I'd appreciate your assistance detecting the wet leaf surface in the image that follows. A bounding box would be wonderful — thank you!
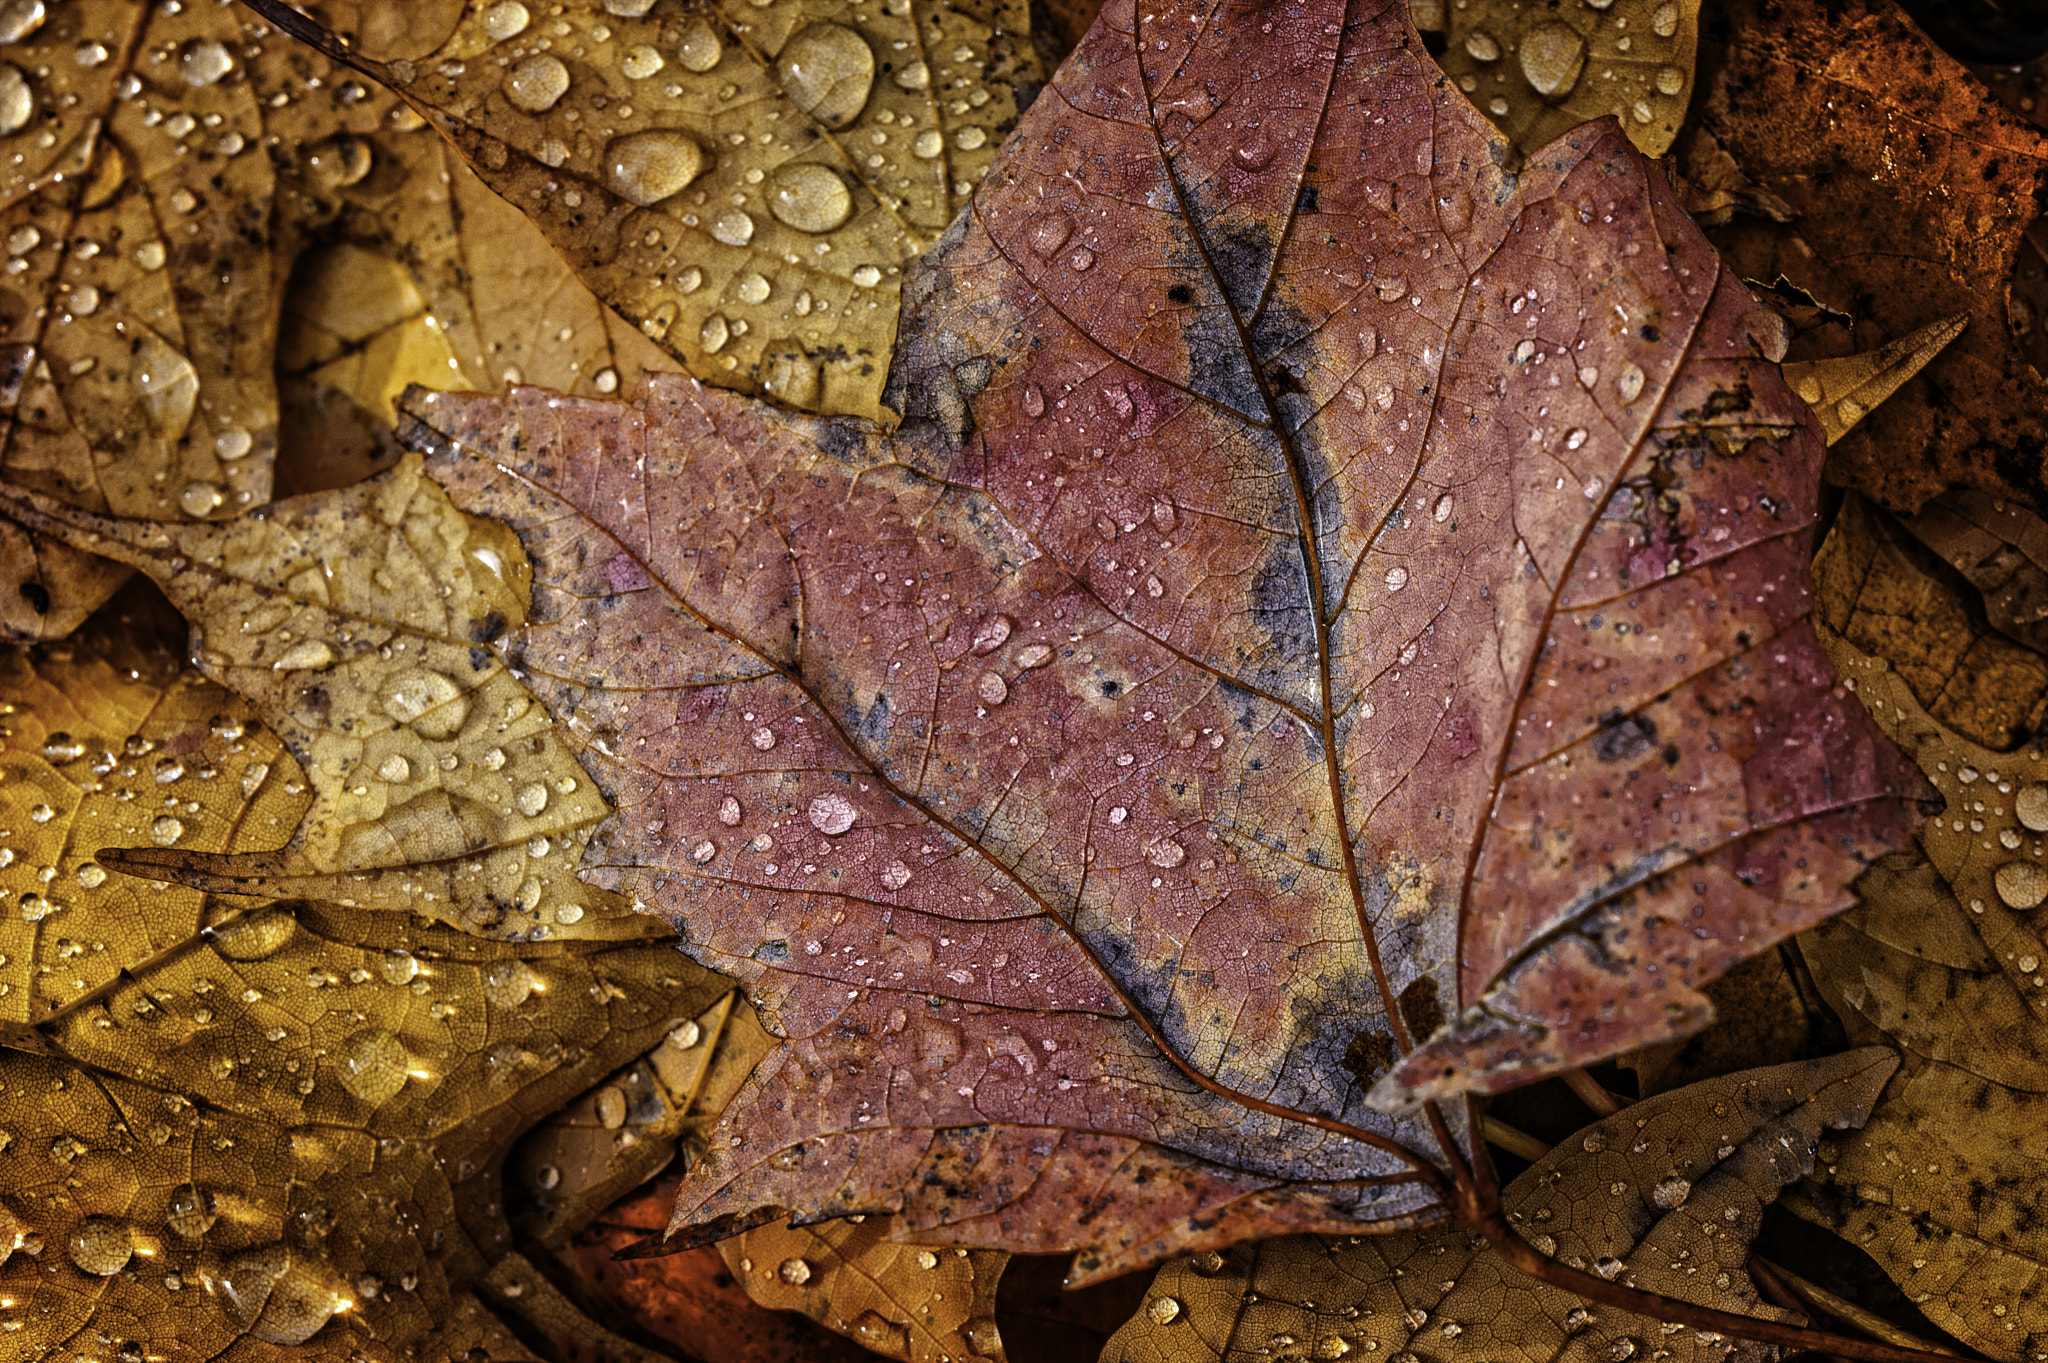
[250,0,1055,423]
[1695,0,2048,512]
[1424,0,1702,158]
[279,0,1933,1281]
[1101,1050,1898,1363]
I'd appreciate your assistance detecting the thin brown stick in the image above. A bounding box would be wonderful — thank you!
[1757,1256,1960,1356]
[1480,1115,1555,1163]
[1560,1067,1629,1117]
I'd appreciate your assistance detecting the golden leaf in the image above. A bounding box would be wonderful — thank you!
[0,452,656,939]
[250,0,1054,422]
[1420,0,1700,158]
[1101,1050,1898,1362]
[1782,313,1970,447]
[721,1219,1006,1363]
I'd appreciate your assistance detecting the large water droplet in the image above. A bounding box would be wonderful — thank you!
[881,859,913,889]
[606,130,705,206]
[778,24,875,129]
[778,1256,813,1285]
[622,44,664,79]
[1147,1295,1182,1325]
[211,908,296,961]
[1654,65,1685,96]
[1519,21,1586,98]
[1616,362,1646,404]
[132,328,199,440]
[735,272,772,304]
[809,791,857,835]
[1652,2,1679,37]
[768,163,852,232]
[710,208,755,246]
[303,134,373,190]
[677,18,723,71]
[381,949,418,986]
[150,815,185,847]
[484,959,540,1007]
[0,1,45,45]
[1998,860,2048,909]
[335,1028,410,1104]
[0,63,29,135]
[504,54,571,112]
[1464,30,1501,61]
[595,1085,628,1129]
[272,639,335,671]
[383,670,467,738]
[1651,1173,1691,1209]
[516,783,550,817]
[482,1,530,41]
[180,38,234,87]
[701,313,731,353]
[181,483,224,516]
[1146,839,1186,868]
[2018,783,2048,831]
[68,1217,133,1276]
[217,1245,351,1346]
[166,1183,218,1239]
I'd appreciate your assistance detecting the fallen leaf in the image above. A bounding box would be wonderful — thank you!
[339,0,1927,1278]
[1695,0,2048,511]
[1616,946,1837,1101]
[1101,1050,1899,1363]
[1781,314,1971,448]
[246,0,1055,422]
[0,602,739,1359]
[719,1220,1005,1363]
[1893,488,2048,659]
[1427,0,1702,158]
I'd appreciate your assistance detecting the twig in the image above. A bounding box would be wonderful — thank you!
[1560,1067,1629,1117]
[1756,1256,1960,1356]
[1480,1114,1555,1163]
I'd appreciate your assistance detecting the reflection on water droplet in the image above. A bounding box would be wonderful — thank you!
[677,17,722,71]
[621,43,664,79]
[516,783,549,817]
[504,54,571,112]
[736,271,772,304]
[1655,65,1685,96]
[595,1085,628,1129]
[167,1183,217,1239]
[151,815,185,846]
[0,1,45,45]
[1651,1174,1691,1208]
[850,1313,910,1358]
[1147,839,1186,868]
[181,482,224,517]
[851,264,881,288]
[809,792,857,835]
[711,208,755,246]
[1581,1131,1607,1152]
[335,1028,409,1104]
[1026,214,1071,257]
[1652,2,1679,37]
[1616,362,1646,403]
[778,23,875,129]
[1068,248,1095,271]
[381,950,418,986]
[0,63,29,136]
[303,134,373,190]
[273,639,335,671]
[484,959,540,1007]
[217,1245,351,1346]
[383,670,467,738]
[752,726,777,750]
[1519,21,1586,98]
[956,126,987,151]
[132,328,199,441]
[68,1217,133,1276]
[180,38,234,87]
[75,863,106,889]
[606,130,705,206]
[768,162,852,232]
[1147,1295,1182,1325]
[211,908,296,961]
[701,313,730,354]
[880,859,912,889]
[977,670,1008,705]
[41,731,83,762]
[1464,30,1501,61]
[483,1,530,40]
[1997,860,2048,909]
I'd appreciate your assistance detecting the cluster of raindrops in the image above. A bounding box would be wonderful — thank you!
[405,0,1037,408]
[1431,0,1692,153]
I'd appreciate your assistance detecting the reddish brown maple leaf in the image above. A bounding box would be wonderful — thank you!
[5,0,1921,1291]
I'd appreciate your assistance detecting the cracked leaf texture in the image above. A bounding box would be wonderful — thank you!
[365,0,1921,1276]
[1102,1050,1897,1363]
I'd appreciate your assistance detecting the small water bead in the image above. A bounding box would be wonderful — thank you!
[768,163,853,232]
[735,272,772,305]
[751,726,777,750]
[778,23,875,129]
[483,2,531,40]
[216,427,255,461]
[335,1027,410,1104]
[1654,65,1686,96]
[303,134,373,190]
[2018,783,2048,831]
[180,38,234,87]
[381,950,419,987]
[690,839,717,864]
[1997,860,2048,910]
[180,482,224,516]
[1146,1295,1182,1325]
[977,670,1008,705]
[515,783,549,817]
[595,1085,628,1129]
[5,224,36,256]
[272,640,335,671]
[505,55,571,113]
[956,126,987,151]
[1146,839,1186,868]
[376,754,411,784]
[166,1183,217,1239]
[384,670,467,738]
[554,902,585,925]
[75,864,106,889]
[150,815,185,846]
[701,313,730,354]
[851,264,882,288]
[606,130,705,206]
[778,1256,813,1285]
[0,64,30,136]
[1651,1174,1691,1209]
[809,792,858,835]
[1616,362,1646,404]
[0,1,44,45]
[711,208,756,247]
[1607,1340,1639,1362]
[1026,213,1071,258]
[620,44,664,79]
[1652,2,1680,36]
[1068,248,1096,272]
[136,240,166,271]
[1519,21,1586,98]
[1464,30,1501,61]
[484,959,540,1008]
[677,18,723,71]
[211,909,296,961]
[68,1217,133,1276]
[41,732,83,762]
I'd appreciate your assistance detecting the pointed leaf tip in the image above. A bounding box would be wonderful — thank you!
[1783,312,1971,446]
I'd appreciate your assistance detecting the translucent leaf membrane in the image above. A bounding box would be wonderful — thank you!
[1422,0,1702,158]
[1,453,657,939]
[1800,495,2048,1359]
[367,0,1921,1277]
[259,0,1051,422]
[1102,1051,1896,1363]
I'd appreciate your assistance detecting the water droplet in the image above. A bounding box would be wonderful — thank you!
[1384,565,1410,591]
[272,639,335,671]
[1997,860,2048,909]
[711,208,755,247]
[0,1,44,45]
[2018,784,2048,831]
[1616,362,1646,403]
[1581,1131,1608,1153]
[0,63,29,136]
[605,130,705,206]
[484,960,540,1007]
[1147,839,1186,868]
[616,43,665,81]
[1519,21,1586,98]
[697,314,732,356]
[68,1217,133,1276]
[752,726,777,750]
[515,783,549,817]
[380,950,418,987]
[1631,100,1655,124]
[736,271,772,305]
[151,815,185,846]
[375,753,411,784]
[879,859,913,889]
[504,54,571,112]
[1563,1307,1593,1333]
[768,162,853,232]
[75,863,106,889]
[482,1,530,40]
[217,1245,350,1346]
[595,1085,628,1129]
[136,240,166,271]
[809,792,857,835]
[383,670,467,738]
[5,223,36,256]
[677,18,723,71]
[335,1027,410,1104]
[1608,1339,1639,1362]
[1017,644,1053,669]
[1068,247,1096,271]
[212,908,295,961]
[1026,214,1071,257]
[851,264,882,288]
[778,23,875,129]
[977,670,1008,705]
[850,1313,910,1358]
[956,126,988,151]
[1654,65,1685,97]
[1464,31,1501,61]
[778,1256,813,1285]
[1652,2,1679,37]
[1147,1295,1182,1325]
[1651,1174,1691,1209]
[180,482,224,516]
[1594,1256,1626,1280]
[179,38,234,87]
[1376,276,1407,301]
[690,838,718,864]
[166,1183,217,1239]
[913,129,945,159]
[40,732,82,762]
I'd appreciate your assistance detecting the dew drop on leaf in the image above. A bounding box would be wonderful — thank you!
[482,1,531,41]
[1519,22,1586,98]
[504,55,571,113]
[67,1217,133,1276]
[778,1256,812,1285]
[676,18,722,71]
[809,792,857,835]
[179,38,234,87]
[334,1027,410,1104]
[768,163,853,232]
[777,24,875,129]
[1996,860,2047,909]
[605,130,705,206]
[1147,1295,1182,1325]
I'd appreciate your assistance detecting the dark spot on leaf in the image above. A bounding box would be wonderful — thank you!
[17,581,48,614]
[1398,976,1446,1042]
[1594,709,1659,762]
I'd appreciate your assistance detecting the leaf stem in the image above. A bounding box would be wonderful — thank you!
[1559,1067,1628,1117]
